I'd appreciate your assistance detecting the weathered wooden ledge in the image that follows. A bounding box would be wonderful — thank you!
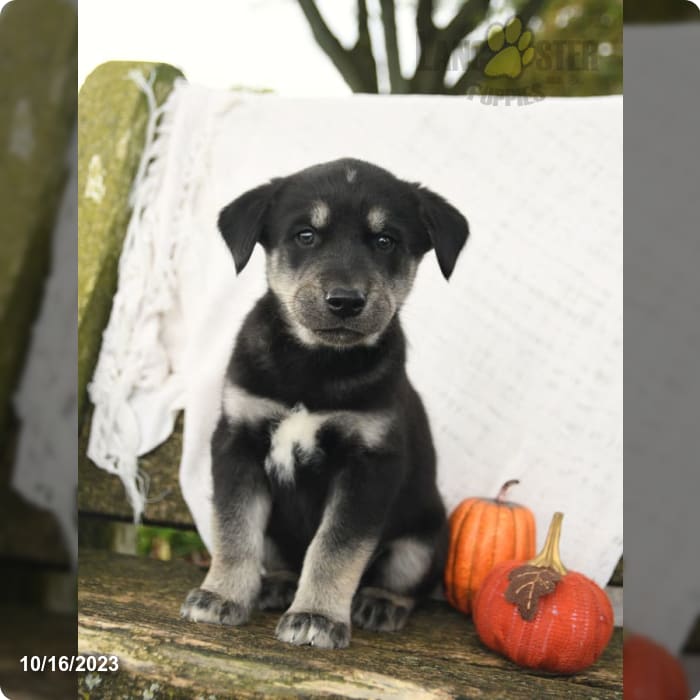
[78,550,622,699]
[0,605,76,699]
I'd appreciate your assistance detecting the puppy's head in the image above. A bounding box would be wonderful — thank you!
[218,158,469,348]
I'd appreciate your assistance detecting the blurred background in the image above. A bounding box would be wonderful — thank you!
[79,0,623,97]
[1,0,76,698]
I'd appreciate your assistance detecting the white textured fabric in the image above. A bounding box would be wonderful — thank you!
[87,71,197,516]
[87,78,622,588]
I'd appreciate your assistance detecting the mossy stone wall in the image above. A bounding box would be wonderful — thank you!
[0,0,77,437]
[78,60,183,426]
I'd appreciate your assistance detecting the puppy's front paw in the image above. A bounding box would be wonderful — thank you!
[351,588,413,632]
[275,611,350,649]
[180,587,249,626]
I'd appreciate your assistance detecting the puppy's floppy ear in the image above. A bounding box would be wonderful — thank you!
[218,179,280,274]
[414,185,469,280]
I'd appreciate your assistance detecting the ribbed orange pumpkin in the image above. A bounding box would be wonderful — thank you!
[444,479,536,614]
[473,512,614,674]
[623,634,690,700]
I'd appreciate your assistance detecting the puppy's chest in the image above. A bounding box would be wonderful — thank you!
[265,404,329,484]
[222,384,391,485]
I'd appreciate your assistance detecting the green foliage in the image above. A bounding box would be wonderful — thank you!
[299,0,624,96]
[518,0,622,96]
[471,0,622,97]
[137,525,208,561]
[625,0,699,23]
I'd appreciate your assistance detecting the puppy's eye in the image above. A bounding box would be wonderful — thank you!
[296,230,316,246]
[374,235,396,252]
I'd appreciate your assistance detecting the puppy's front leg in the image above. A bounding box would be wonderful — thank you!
[275,464,391,649]
[181,418,270,626]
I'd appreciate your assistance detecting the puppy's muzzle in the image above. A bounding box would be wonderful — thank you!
[324,288,367,319]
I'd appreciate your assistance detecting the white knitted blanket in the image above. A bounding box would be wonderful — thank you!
[87,78,623,591]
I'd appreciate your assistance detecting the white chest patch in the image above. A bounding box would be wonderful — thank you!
[221,382,393,486]
[265,404,325,484]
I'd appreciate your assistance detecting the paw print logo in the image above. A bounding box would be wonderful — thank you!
[484,17,535,79]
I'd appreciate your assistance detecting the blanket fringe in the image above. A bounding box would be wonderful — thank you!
[86,70,183,523]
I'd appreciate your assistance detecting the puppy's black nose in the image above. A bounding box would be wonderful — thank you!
[325,288,366,318]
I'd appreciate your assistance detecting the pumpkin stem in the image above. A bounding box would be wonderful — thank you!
[529,512,568,575]
[495,479,520,503]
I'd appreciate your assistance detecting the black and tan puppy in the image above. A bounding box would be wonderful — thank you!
[181,158,469,648]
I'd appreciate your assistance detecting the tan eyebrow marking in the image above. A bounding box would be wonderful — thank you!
[367,206,388,233]
[310,200,330,228]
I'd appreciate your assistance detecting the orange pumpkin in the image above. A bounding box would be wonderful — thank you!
[623,634,690,700]
[444,479,536,614]
[473,512,614,674]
